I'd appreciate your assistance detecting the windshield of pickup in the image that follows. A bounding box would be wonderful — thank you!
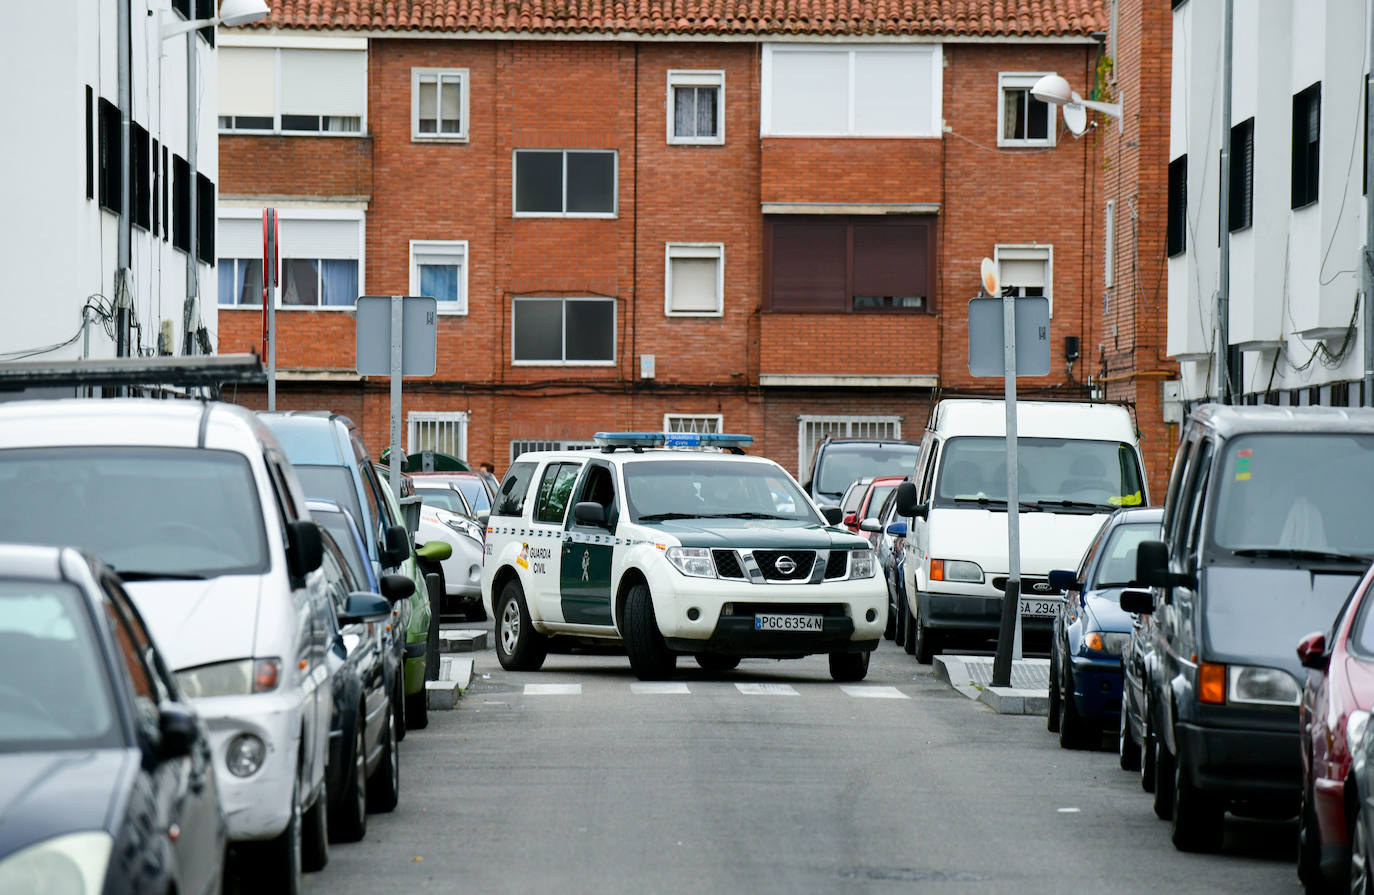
[624,459,819,524]
[1212,433,1374,556]
[934,437,1145,510]
[0,447,269,578]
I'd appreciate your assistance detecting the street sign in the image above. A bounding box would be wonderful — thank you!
[355,296,438,377]
[967,296,1051,377]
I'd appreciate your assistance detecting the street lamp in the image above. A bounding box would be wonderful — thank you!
[1030,74,1123,134]
[161,0,269,39]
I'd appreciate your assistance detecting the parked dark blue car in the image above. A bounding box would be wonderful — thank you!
[1047,507,1163,750]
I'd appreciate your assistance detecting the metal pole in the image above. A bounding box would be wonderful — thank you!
[266,211,277,410]
[184,30,199,354]
[991,292,1022,688]
[390,296,404,499]
[1365,4,1374,407]
[116,0,132,358]
[1217,0,1234,403]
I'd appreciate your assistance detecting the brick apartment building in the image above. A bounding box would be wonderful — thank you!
[215,1,1164,486]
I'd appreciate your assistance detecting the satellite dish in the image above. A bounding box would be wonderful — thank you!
[979,257,999,297]
[1062,102,1088,137]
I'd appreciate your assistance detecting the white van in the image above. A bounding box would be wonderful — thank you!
[894,399,1148,663]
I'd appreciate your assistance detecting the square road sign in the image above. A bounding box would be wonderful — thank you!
[967,296,1051,377]
[355,296,438,377]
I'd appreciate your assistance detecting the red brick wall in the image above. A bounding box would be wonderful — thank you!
[219,135,372,197]
[760,139,942,204]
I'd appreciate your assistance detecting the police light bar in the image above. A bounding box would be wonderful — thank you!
[593,432,754,451]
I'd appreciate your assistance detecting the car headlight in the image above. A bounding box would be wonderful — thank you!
[176,658,281,698]
[226,733,267,777]
[0,831,112,895]
[440,512,484,543]
[1348,710,1371,756]
[930,559,984,583]
[1227,664,1301,706]
[1083,632,1129,656]
[665,547,715,578]
[848,550,877,579]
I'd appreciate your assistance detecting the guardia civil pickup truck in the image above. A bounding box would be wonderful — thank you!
[480,432,887,682]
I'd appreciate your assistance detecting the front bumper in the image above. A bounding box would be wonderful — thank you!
[195,692,303,841]
[1176,720,1301,805]
[1068,655,1123,720]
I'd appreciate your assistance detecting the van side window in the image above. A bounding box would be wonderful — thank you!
[1170,439,1212,559]
[494,462,537,517]
[1183,441,1214,560]
[1160,435,1197,547]
[917,441,940,503]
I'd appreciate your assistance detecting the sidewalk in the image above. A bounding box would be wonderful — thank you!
[933,654,1051,716]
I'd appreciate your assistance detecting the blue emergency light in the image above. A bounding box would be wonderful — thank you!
[593,432,754,453]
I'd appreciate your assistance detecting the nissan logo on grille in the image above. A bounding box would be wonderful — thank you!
[774,555,797,575]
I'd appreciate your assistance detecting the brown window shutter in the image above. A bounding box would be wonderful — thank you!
[768,218,847,311]
[852,222,928,301]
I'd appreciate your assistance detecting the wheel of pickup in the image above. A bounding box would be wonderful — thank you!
[829,650,870,683]
[1171,739,1224,852]
[694,653,740,673]
[495,579,547,672]
[624,582,676,680]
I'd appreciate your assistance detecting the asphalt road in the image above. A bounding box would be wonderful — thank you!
[301,634,1299,895]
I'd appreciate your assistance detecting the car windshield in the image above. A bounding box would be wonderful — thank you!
[934,437,1145,509]
[0,447,269,578]
[313,508,372,588]
[0,580,121,753]
[866,484,898,518]
[1212,433,1374,556]
[1094,521,1164,587]
[816,444,920,497]
[454,478,491,513]
[624,459,819,524]
[417,487,472,516]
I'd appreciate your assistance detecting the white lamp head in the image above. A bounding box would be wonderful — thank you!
[1030,74,1074,107]
[219,0,269,27]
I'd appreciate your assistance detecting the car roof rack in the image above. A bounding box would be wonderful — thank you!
[593,431,754,454]
[0,353,265,395]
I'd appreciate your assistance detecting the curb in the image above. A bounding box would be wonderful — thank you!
[425,655,475,710]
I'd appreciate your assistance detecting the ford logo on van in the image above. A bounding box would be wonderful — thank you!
[1031,581,1054,594]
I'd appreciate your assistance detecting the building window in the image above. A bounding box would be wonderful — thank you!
[513,150,617,217]
[98,98,121,214]
[217,259,264,306]
[1167,155,1186,257]
[217,212,364,308]
[196,174,214,265]
[766,215,935,313]
[998,73,1055,147]
[218,46,366,135]
[130,123,151,231]
[172,155,191,252]
[281,259,356,306]
[1229,117,1253,231]
[994,244,1052,313]
[668,70,724,145]
[798,416,902,480]
[411,69,468,141]
[407,411,469,459]
[1292,82,1321,209]
[665,243,723,316]
[762,45,941,137]
[509,439,597,465]
[409,240,467,313]
[664,414,723,434]
[512,297,616,365]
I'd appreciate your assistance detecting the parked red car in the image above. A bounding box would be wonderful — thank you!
[848,475,905,544]
[1298,562,1374,891]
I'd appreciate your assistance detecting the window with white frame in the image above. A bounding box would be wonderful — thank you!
[512,297,616,364]
[407,411,468,458]
[762,45,941,137]
[668,70,724,144]
[409,240,467,313]
[509,439,598,464]
[995,244,1053,314]
[998,73,1055,147]
[665,414,723,434]
[798,415,902,480]
[218,44,367,135]
[513,150,617,217]
[665,243,723,316]
[217,211,364,308]
[411,69,468,141]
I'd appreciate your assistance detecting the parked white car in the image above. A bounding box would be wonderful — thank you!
[0,399,336,892]
[413,482,486,619]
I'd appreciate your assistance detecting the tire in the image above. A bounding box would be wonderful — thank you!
[1153,737,1176,820]
[624,582,676,680]
[329,709,367,843]
[255,771,303,894]
[1171,739,1224,852]
[903,597,917,656]
[405,685,429,732]
[883,591,896,641]
[1118,705,1142,772]
[694,654,740,673]
[1298,777,1326,892]
[1058,663,1094,750]
[300,777,329,873]
[494,579,548,672]
[1140,708,1157,793]
[894,590,907,647]
[1046,654,1061,733]
[392,669,407,743]
[1352,809,1373,895]
[911,597,936,665]
[366,699,400,814]
[829,650,870,683]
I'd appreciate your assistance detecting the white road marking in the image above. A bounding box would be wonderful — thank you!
[735,683,799,696]
[1057,807,1081,814]
[631,682,691,695]
[838,685,908,699]
[523,684,582,696]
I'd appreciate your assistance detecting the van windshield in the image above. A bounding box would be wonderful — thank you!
[0,447,270,579]
[934,437,1145,509]
[1212,433,1374,557]
[815,443,920,499]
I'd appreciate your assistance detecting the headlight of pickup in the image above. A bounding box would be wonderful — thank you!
[176,658,281,698]
[665,547,715,578]
[848,550,877,579]
[1227,664,1301,706]
[0,831,112,895]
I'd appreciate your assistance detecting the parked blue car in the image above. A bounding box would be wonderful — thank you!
[1047,507,1164,750]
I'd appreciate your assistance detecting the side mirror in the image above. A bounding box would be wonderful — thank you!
[886,521,908,537]
[1047,569,1079,593]
[380,573,416,603]
[476,510,490,527]
[382,524,411,566]
[573,501,606,527]
[1119,588,1155,615]
[415,540,452,562]
[894,481,921,517]
[341,592,393,624]
[821,506,844,526]
[859,518,883,533]
[157,703,200,760]
[1297,631,1330,671]
[1135,540,1192,589]
[842,511,859,530]
[287,521,324,579]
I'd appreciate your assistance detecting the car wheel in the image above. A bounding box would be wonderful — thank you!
[366,699,401,813]
[1046,653,1061,733]
[256,769,304,894]
[1153,736,1176,820]
[330,708,368,843]
[1140,707,1157,794]
[495,579,548,672]
[1352,807,1372,895]
[883,582,896,641]
[829,650,870,683]
[1058,663,1093,750]
[894,591,907,647]
[392,669,407,743]
[694,654,740,673]
[1171,739,1224,852]
[1118,704,1141,771]
[624,582,676,680]
[300,775,329,872]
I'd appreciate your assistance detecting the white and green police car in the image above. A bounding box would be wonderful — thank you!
[480,432,887,681]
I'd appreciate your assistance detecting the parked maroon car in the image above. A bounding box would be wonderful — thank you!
[1298,562,1374,891]
[854,475,906,547]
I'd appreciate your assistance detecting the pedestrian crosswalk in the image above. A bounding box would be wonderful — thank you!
[511,681,912,699]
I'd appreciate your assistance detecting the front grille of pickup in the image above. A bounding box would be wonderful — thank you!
[713,549,745,579]
[753,550,817,581]
[824,551,848,579]
[720,603,843,617]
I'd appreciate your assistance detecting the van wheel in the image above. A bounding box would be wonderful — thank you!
[1153,737,1176,820]
[625,583,676,680]
[695,654,740,673]
[329,708,367,842]
[1171,739,1224,852]
[495,579,547,672]
[911,598,936,664]
[894,592,907,646]
[829,650,870,683]
[1118,705,1141,771]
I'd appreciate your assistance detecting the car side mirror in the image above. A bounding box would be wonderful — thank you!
[886,521,908,537]
[1297,631,1330,671]
[341,592,393,624]
[382,524,411,566]
[415,540,452,562]
[821,506,844,526]
[287,521,324,580]
[842,511,859,529]
[380,573,416,603]
[1119,588,1155,615]
[1047,569,1079,592]
[476,510,490,527]
[859,517,882,533]
[573,501,606,527]
[157,703,200,760]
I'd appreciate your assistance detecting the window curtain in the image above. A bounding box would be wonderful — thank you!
[321,260,358,306]
[419,263,459,303]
